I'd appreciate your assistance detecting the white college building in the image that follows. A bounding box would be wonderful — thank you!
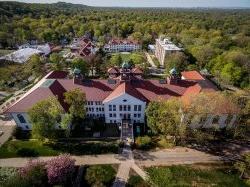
[104,39,141,53]
[155,38,182,66]
[5,64,223,133]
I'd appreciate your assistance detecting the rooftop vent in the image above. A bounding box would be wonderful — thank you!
[40,79,55,88]
[108,79,117,84]
[159,79,167,84]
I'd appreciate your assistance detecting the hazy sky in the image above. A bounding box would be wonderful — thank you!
[4,0,250,7]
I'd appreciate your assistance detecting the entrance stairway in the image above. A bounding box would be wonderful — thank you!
[120,119,134,143]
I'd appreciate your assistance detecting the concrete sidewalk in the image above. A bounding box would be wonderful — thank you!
[0,147,223,168]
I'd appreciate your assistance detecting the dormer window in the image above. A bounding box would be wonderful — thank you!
[17,114,26,124]
[123,99,127,102]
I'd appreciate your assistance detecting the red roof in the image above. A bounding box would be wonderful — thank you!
[108,39,139,45]
[5,71,218,113]
[181,71,205,80]
[104,82,148,102]
[108,67,119,74]
[46,71,68,79]
[132,67,143,74]
[5,79,68,113]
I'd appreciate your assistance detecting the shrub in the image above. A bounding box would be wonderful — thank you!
[157,137,175,149]
[0,167,17,183]
[127,175,149,187]
[85,165,116,186]
[3,175,30,187]
[19,160,48,187]
[135,136,152,150]
[16,147,39,157]
[46,154,75,185]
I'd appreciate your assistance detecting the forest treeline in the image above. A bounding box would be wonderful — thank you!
[0,1,249,88]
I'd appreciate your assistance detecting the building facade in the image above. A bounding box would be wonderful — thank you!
[104,39,141,53]
[5,66,224,130]
[155,38,182,66]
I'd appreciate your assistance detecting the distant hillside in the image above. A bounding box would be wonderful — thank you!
[0,1,90,17]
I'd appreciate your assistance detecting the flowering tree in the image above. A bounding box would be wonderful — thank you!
[46,154,76,185]
[19,160,47,186]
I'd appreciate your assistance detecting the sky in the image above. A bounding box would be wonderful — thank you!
[4,0,250,8]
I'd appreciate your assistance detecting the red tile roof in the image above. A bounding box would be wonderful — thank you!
[104,82,148,102]
[5,71,218,113]
[46,71,68,79]
[181,71,205,80]
[108,67,119,74]
[132,67,143,74]
[108,39,139,45]
[5,79,68,113]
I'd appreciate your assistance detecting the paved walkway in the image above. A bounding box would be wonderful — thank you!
[0,118,15,146]
[113,143,148,187]
[0,147,223,186]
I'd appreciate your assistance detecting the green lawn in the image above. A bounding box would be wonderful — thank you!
[0,140,60,158]
[111,52,145,63]
[0,139,120,158]
[146,165,249,187]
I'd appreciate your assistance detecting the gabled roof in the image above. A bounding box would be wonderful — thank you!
[5,79,68,113]
[132,67,143,74]
[181,71,205,80]
[103,82,148,103]
[108,67,119,74]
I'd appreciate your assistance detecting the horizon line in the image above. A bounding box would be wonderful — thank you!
[3,1,250,9]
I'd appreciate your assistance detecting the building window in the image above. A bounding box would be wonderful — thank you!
[109,113,112,117]
[90,101,93,105]
[123,105,127,111]
[113,105,116,111]
[109,105,112,111]
[138,114,141,118]
[113,113,116,118]
[96,108,99,112]
[110,120,113,123]
[102,108,104,111]
[17,114,26,123]
[120,113,123,118]
[138,105,142,111]
[134,114,137,118]
[114,120,116,123]
[128,114,131,119]
[134,105,137,111]
[128,105,131,111]
[119,105,122,111]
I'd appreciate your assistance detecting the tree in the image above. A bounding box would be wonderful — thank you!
[28,97,63,140]
[234,153,250,179]
[130,54,145,65]
[164,52,188,72]
[85,165,116,186]
[145,98,186,144]
[71,58,89,76]
[49,53,63,70]
[191,45,217,69]
[64,88,86,119]
[24,54,43,77]
[109,54,122,66]
[46,154,75,185]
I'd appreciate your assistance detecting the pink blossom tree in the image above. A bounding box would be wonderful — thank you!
[46,154,76,185]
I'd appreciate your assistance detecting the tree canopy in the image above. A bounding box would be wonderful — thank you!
[28,97,63,140]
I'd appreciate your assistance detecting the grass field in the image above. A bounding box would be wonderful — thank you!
[146,164,249,187]
[0,139,120,158]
